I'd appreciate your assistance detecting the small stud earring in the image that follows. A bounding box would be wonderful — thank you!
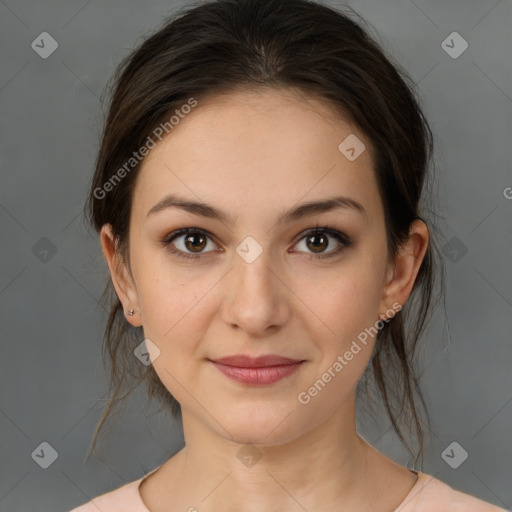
[128,309,135,316]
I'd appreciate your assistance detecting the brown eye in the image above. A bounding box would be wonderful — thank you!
[162,228,218,259]
[305,232,329,253]
[293,227,352,259]
[183,232,207,252]
[162,226,352,261]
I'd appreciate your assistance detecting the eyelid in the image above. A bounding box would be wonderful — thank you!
[291,226,352,259]
[161,225,352,260]
[161,227,219,259]
[293,225,352,247]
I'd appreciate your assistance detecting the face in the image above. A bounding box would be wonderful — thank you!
[102,88,423,446]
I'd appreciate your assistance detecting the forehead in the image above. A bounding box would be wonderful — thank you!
[133,88,382,226]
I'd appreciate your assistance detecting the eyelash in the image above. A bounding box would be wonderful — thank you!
[161,225,353,261]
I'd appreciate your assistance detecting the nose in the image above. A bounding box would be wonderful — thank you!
[220,244,290,337]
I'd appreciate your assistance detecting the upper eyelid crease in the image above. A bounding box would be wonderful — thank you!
[163,225,350,243]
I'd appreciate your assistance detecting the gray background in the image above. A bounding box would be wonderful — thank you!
[0,0,511,511]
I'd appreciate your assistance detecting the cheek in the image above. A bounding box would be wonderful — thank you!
[292,266,383,419]
[139,272,211,347]
[133,250,221,390]
[134,241,208,327]
[297,255,385,346]
[138,272,210,405]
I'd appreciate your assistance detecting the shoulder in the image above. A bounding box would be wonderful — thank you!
[67,475,147,512]
[398,472,509,512]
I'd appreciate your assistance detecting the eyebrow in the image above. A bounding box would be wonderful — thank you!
[147,193,367,224]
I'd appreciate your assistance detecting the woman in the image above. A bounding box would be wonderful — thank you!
[70,0,507,510]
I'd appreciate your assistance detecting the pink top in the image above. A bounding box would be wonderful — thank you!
[69,467,508,512]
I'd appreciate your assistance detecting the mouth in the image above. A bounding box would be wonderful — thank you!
[208,355,306,385]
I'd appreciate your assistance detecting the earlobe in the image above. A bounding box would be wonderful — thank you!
[99,224,142,327]
[379,219,429,316]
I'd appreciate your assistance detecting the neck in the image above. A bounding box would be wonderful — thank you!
[168,394,372,512]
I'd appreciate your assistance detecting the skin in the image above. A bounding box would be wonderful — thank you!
[100,87,429,512]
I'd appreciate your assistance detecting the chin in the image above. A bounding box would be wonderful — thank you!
[212,407,308,447]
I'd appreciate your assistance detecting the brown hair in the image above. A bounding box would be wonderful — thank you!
[84,0,444,465]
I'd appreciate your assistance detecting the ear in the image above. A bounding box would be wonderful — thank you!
[99,223,142,327]
[379,219,430,319]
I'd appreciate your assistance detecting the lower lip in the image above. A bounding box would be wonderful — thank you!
[210,361,304,385]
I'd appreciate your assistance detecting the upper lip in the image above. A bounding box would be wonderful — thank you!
[209,355,304,367]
